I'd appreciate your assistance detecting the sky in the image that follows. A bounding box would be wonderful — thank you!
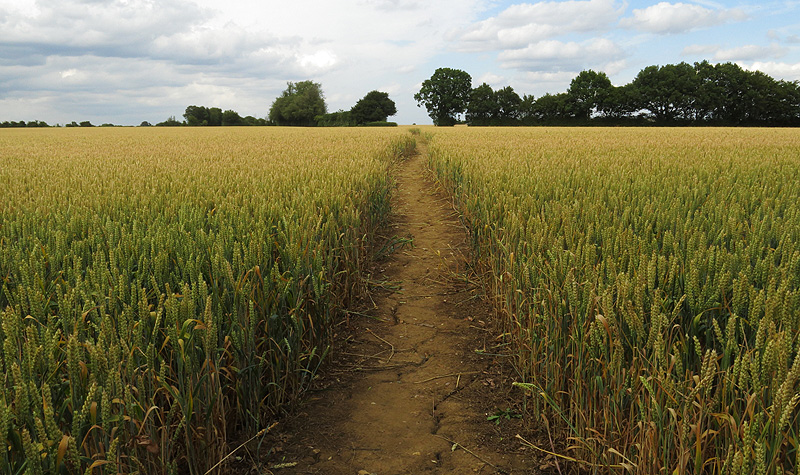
[1,0,799,125]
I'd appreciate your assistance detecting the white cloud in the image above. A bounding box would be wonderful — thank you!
[740,61,800,81]
[498,38,624,71]
[512,70,579,97]
[454,0,626,51]
[523,70,577,83]
[682,44,720,56]
[714,44,787,61]
[0,0,39,21]
[358,0,424,11]
[377,82,403,96]
[297,51,339,75]
[475,72,507,87]
[603,59,628,76]
[397,65,416,74]
[620,2,746,34]
[681,43,788,62]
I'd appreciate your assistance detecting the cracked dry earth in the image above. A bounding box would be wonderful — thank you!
[260,143,537,474]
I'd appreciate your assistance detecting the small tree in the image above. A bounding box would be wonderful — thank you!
[317,110,355,127]
[269,81,327,126]
[414,68,472,126]
[350,91,397,124]
[221,109,243,126]
[156,116,183,126]
[243,116,268,126]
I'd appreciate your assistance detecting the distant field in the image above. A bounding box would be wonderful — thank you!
[0,127,413,474]
[428,127,800,473]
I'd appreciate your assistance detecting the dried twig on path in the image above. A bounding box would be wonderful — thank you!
[413,371,479,384]
[204,422,277,475]
[515,434,628,470]
[366,328,394,363]
[340,350,391,361]
[433,434,508,474]
[541,414,563,475]
[342,309,385,322]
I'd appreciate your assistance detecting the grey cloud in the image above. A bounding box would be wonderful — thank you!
[1,56,185,97]
[0,53,281,124]
[1,0,209,58]
[0,0,485,125]
[0,0,325,83]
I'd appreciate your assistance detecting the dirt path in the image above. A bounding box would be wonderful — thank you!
[261,142,535,474]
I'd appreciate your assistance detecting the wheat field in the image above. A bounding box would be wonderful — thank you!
[2,125,798,474]
[0,126,414,474]
[428,127,800,474]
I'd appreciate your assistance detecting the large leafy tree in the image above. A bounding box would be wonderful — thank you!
[567,70,613,120]
[414,68,472,126]
[495,85,522,121]
[629,63,698,122]
[602,84,637,119]
[530,93,571,121]
[184,105,221,126]
[184,105,208,126]
[694,60,726,121]
[350,90,397,124]
[183,105,259,126]
[207,107,223,126]
[774,79,800,125]
[517,94,537,122]
[269,81,327,126]
[466,83,498,125]
[696,62,788,124]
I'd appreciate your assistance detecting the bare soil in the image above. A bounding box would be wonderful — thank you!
[246,143,547,474]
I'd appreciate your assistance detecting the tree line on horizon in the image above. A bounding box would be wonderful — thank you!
[161,84,398,127]
[0,120,51,128]
[267,81,398,127]
[5,60,798,128]
[1,82,398,129]
[1,120,144,127]
[415,61,800,126]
